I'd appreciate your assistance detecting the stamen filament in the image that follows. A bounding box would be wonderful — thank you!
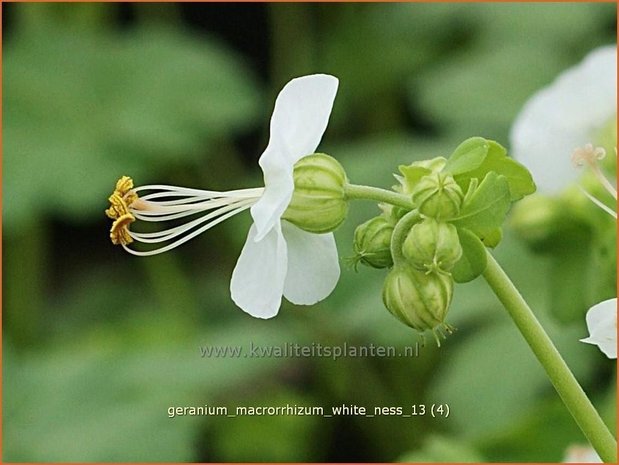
[589,163,617,200]
[578,186,617,218]
[130,198,255,242]
[134,185,264,198]
[107,176,263,253]
[132,196,260,221]
[123,200,255,256]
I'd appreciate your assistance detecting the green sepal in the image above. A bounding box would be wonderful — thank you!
[395,157,447,194]
[452,172,511,245]
[452,227,488,283]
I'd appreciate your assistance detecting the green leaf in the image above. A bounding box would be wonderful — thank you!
[454,141,536,201]
[443,137,489,175]
[452,227,487,283]
[452,172,511,243]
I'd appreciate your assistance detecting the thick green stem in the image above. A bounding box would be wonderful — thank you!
[390,210,420,265]
[482,251,617,463]
[344,183,414,210]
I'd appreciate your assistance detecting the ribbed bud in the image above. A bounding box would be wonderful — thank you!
[382,265,454,332]
[411,172,463,220]
[353,216,394,269]
[403,218,462,273]
[283,153,348,233]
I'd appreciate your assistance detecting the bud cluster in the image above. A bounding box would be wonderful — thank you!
[380,215,459,339]
[348,159,468,340]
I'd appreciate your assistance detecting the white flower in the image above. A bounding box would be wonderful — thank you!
[510,45,617,194]
[231,74,341,318]
[107,74,341,319]
[580,298,617,359]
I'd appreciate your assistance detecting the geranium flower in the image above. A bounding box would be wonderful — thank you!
[510,45,617,194]
[106,74,341,318]
[231,74,340,318]
[580,298,617,359]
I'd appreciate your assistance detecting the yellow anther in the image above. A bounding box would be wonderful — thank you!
[115,176,135,196]
[106,193,130,219]
[107,176,138,246]
[110,214,135,245]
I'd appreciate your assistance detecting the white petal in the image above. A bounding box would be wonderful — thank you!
[264,73,339,166]
[250,148,295,241]
[281,221,340,305]
[252,74,339,240]
[580,298,617,359]
[230,223,288,319]
[510,45,617,194]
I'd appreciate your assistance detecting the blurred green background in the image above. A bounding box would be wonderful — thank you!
[3,3,616,462]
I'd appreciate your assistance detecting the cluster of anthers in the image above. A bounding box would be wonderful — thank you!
[106,176,265,256]
[105,176,138,246]
[571,143,617,218]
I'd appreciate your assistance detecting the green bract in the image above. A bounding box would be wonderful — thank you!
[353,216,395,269]
[403,218,462,273]
[283,153,349,233]
[445,137,536,202]
[452,172,511,247]
[411,172,464,220]
[451,227,488,283]
[382,265,453,332]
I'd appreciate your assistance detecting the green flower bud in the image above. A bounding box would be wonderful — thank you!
[403,218,462,273]
[395,157,448,194]
[411,172,463,220]
[382,265,454,332]
[283,153,348,233]
[353,216,395,269]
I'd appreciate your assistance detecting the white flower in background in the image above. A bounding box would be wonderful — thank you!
[563,444,602,463]
[510,45,617,194]
[580,298,617,359]
[107,74,341,319]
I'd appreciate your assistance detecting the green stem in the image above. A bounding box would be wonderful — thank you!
[482,251,617,463]
[344,183,414,210]
[390,210,420,265]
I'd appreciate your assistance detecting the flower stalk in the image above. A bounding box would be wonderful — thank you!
[482,251,617,463]
[344,183,414,210]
